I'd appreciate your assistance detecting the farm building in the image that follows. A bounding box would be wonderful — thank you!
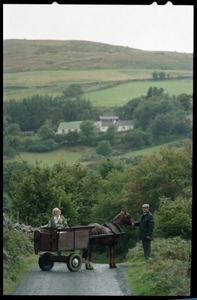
[56,116,133,134]
[56,121,83,134]
[98,116,133,132]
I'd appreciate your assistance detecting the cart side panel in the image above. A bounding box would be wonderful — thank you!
[58,231,74,250]
[58,227,91,250]
[51,230,58,252]
[34,230,41,253]
[74,229,90,249]
[34,230,58,252]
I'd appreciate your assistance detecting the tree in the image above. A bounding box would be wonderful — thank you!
[121,129,152,149]
[104,125,116,145]
[96,140,112,157]
[3,161,32,194]
[64,131,80,145]
[98,157,125,179]
[9,162,66,226]
[3,123,22,157]
[63,84,83,97]
[26,139,58,152]
[115,141,192,215]
[154,195,192,239]
[38,125,55,140]
[159,71,166,80]
[51,162,102,224]
[7,161,102,226]
[5,123,21,135]
[80,120,98,146]
[176,93,192,112]
[146,87,153,99]
[152,71,158,80]
[115,97,143,120]
[150,113,174,140]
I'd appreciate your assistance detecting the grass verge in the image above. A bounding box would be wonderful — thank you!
[3,254,38,295]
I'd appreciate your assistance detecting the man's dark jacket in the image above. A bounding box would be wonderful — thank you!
[134,212,154,240]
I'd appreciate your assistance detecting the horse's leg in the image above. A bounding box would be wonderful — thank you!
[109,245,117,268]
[112,246,117,268]
[85,251,90,270]
[88,249,94,270]
[109,246,113,268]
[82,248,90,270]
[84,244,95,270]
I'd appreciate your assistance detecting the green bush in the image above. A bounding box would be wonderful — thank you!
[126,237,191,296]
[3,226,34,294]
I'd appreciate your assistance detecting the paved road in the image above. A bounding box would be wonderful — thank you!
[9,262,132,296]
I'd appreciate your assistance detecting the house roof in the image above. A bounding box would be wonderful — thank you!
[58,121,83,130]
[101,120,133,127]
[99,116,119,120]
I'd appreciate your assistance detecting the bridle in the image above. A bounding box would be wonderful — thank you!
[112,211,133,227]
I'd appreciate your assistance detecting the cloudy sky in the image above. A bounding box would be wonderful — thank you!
[3,2,194,54]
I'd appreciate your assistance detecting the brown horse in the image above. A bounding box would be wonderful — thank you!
[83,210,134,270]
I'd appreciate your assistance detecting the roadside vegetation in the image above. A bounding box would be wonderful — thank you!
[126,237,191,296]
[3,226,35,295]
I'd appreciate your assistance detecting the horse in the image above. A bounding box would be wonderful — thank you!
[82,210,134,270]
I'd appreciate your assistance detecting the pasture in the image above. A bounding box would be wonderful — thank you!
[10,141,185,167]
[83,78,193,107]
[3,68,192,105]
[11,147,95,166]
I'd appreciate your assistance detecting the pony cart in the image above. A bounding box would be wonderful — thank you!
[33,225,94,272]
[33,211,134,271]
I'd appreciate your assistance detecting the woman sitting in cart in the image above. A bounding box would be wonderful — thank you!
[41,207,69,229]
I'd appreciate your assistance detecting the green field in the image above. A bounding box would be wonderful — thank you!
[83,78,193,107]
[3,68,192,104]
[11,147,95,166]
[10,141,186,167]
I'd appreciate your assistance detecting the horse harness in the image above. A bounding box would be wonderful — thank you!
[103,221,123,234]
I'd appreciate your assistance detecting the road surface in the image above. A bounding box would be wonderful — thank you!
[9,262,132,296]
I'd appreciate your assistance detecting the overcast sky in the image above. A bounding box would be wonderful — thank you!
[3,2,194,54]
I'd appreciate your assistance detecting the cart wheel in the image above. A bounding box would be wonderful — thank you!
[67,253,82,272]
[38,252,54,271]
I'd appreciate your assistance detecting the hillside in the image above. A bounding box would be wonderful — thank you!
[3,39,193,73]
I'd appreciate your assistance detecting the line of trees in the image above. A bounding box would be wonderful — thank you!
[152,71,168,80]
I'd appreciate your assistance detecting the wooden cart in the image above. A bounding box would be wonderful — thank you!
[33,225,94,272]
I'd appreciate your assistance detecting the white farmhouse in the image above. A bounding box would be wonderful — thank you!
[56,116,133,134]
[98,116,133,132]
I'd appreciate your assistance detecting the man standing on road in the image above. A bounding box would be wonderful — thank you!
[133,203,154,261]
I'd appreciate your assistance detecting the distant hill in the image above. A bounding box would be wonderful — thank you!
[3,39,193,73]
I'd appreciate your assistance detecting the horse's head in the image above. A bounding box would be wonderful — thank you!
[112,210,134,227]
